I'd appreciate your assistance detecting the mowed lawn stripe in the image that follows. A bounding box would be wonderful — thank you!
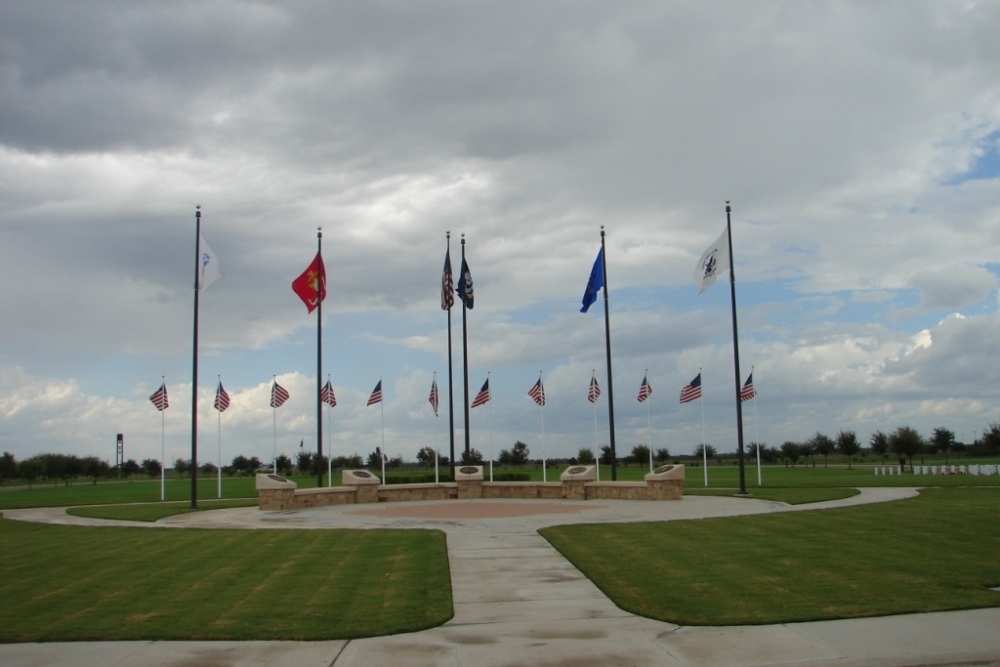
[540,487,1000,625]
[0,521,452,642]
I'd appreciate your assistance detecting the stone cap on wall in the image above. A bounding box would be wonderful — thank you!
[255,473,297,490]
[644,464,685,482]
[560,464,597,481]
[454,465,484,481]
[342,469,381,486]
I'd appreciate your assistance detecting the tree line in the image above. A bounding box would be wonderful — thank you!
[4,423,1000,486]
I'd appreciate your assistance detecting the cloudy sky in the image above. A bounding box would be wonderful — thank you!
[3,1,1000,471]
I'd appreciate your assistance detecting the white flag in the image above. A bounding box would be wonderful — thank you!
[693,226,729,294]
[198,235,223,292]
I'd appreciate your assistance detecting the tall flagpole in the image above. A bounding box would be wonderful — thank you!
[540,371,547,483]
[726,202,748,495]
[592,369,599,480]
[646,371,653,473]
[217,374,222,499]
[272,375,278,474]
[487,371,493,482]
[461,234,471,461]
[752,366,762,486]
[316,228,324,488]
[446,233,456,482]
[700,368,708,487]
[190,207,200,509]
[160,375,166,502]
[600,227,618,480]
[327,374,333,488]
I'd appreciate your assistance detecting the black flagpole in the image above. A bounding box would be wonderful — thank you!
[461,234,471,460]
[446,232,456,481]
[316,228,324,487]
[725,202,748,494]
[600,227,618,480]
[190,206,201,509]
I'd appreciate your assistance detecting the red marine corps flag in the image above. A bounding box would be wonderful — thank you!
[292,253,327,313]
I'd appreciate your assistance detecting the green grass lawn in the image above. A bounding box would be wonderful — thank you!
[540,487,1000,625]
[67,498,259,522]
[0,519,452,642]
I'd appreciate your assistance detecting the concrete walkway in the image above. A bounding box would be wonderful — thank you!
[4,489,1000,666]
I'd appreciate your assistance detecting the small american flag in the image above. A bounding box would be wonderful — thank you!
[740,372,755,402]
[588,374,601,403]
[637,374,652,403]
[429,378,439,416]
[149,382,169,411]
[471,378,490,408]
[367,380,383,406]
[441,248,454,310]
[528,378,545,406]
[321,380,337,407]
[214,381,230,412]
[679,373,702,404]
[270,381,289,408]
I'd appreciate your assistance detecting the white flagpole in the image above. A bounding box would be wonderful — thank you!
[488,388,493,482]
[160,375,165,502]
[432,372,439,484]
[217,377,222,499]
[700,368,708,487]
[752,366,761,486]
[646,377,653,472]
[327,391,332,488]
[272,376,277,475]
[592,370,600,481]
[541,373,547,483]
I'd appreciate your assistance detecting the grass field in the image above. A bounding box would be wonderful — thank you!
[540,487,1000,625]
[3,463,999,641]
[0,519,452,642]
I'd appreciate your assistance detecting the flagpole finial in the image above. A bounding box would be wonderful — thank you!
[447,230,450,239]
[726,200,731,212]
[317,226,322,239]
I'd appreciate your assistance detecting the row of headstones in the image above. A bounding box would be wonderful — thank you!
[874,464,1000,476]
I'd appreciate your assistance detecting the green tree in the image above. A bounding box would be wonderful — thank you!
[510,441,529,466]
[931,427,955,465]
[630,444,651,468]
[460,448,484,465]
[836,430,862,469]
[889,426,924,471]
[295,450,313,474]
[693,443,716,460]
[122,458,141,478]
[599,445,616,466]
[200,461,219,475]
[576,447,595,464]
[19,457,43,488]
[274,454,293,476]
[81,456,109,484]
[780,441,801,466]
[809,432,836,468]
[654,447,670,463]
[416,447,437,467]
[141,458,162,478]
[869,431,889,462]
[0,451,17,482]
[173,458,191,476]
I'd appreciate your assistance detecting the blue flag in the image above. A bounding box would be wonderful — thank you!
[459,258,474,310]
[580,247,605,313]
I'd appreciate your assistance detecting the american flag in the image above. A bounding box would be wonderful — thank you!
[679,373,702,404]
[149,382,169,411]
[367,380,383,406]
[528,378,545,406]
[270,381,289,408]
[214,381,230,412]
[321,380,337,407]
[441,248,454,310]
[428,378,439,416]
[637,374,652,403]
[588,374,601,403]
[471,378,490,408]
[740,372,755,402]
